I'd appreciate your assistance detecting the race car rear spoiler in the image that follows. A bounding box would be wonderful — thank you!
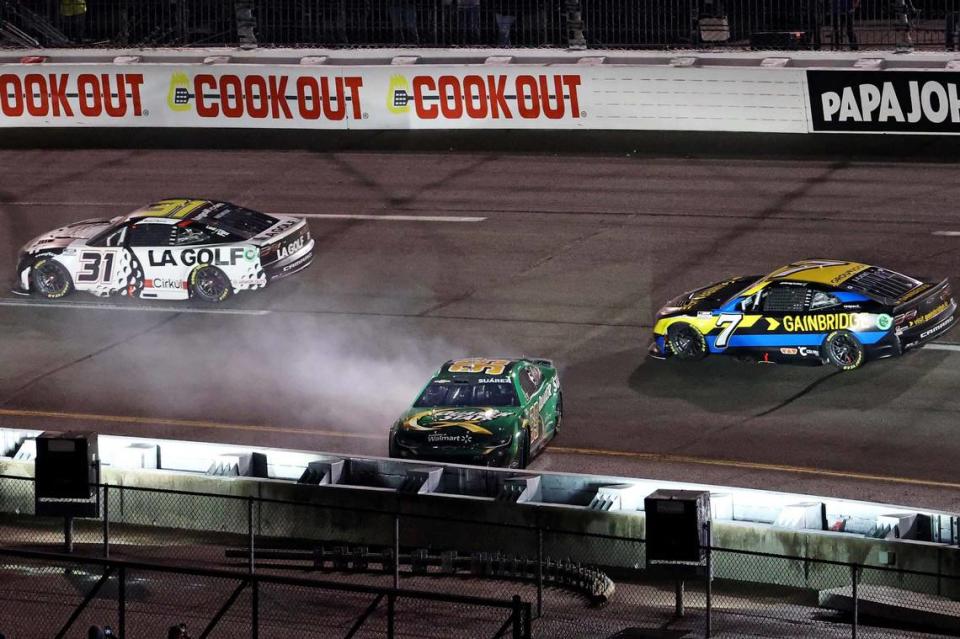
[893,278,951,313]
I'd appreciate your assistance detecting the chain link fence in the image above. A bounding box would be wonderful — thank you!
[1,1,959,51]
[4,474,960,637]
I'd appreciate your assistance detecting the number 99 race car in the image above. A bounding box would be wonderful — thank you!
[650,260,958,370]
[389,358,562,468]
[15,199,314,303]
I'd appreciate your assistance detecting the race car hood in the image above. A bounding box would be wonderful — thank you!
[20,219,112,254]
[657,276,758,317]
[395,406,522,446]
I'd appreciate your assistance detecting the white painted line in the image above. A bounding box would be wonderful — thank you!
[927,343,960,352]
[297,213,486,223]
[0,299,270,316]
[932,231,960,237]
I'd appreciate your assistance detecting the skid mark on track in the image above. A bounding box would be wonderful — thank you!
[0,313,182,406]
[751,370,843,418]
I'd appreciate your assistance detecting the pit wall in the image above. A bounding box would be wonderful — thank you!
[2,428,960,596]
[3,48,960,135]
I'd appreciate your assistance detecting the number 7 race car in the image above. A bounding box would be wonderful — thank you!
[389,358,562,468]
[650,260,958,371]
[15,199,314,303]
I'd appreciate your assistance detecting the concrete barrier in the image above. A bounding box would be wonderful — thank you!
[2,427,960,598]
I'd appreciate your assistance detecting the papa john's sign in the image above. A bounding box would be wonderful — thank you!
[807,70,960,134]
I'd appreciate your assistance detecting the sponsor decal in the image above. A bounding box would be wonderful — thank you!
[920,317,953,340]
[783,313,858,332]
[259,219,298,239]
[876,314,893,331]
[147,247,246,267]
[0,72,144,118]
[387,73,582,121]
[829,264,868,284]
[402,408,509,436]
[243,247,257,261]
[426,432,472,444]
[779,347,798,355]
[797,346,821,357]
[145,278,188,290]
[276,234,307,260]
[166,71,363,121]
[478,377,509,384]
[898,283,932,303]
[910,301,950,328]
[808,71,960,133]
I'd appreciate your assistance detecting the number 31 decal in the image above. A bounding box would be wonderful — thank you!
[714,313,743,349]
[77,251,115,283]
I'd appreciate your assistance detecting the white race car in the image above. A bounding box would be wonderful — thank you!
[15,198,314,303]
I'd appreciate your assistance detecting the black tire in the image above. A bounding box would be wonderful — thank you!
[666,322,708,361]
[30,258,73,299]
[509,430,529,469]
[823,330,865,371]
[552,392,563,438]
[189,265,231,303]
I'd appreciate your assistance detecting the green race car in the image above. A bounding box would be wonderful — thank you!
[388,358,562,469]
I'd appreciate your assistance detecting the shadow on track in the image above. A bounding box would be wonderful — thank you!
[627,351,947,417]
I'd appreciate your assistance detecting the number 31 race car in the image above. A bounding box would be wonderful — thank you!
[15,198,314,303]
[650,260,958,370]
[389,358,562,468]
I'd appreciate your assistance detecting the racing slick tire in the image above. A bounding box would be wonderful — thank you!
[509,430,530,469]
[823,330,866,371]
[553,392,563,437]
[666,322,708,361]
[190,265,232,303]
[30,258,73,299]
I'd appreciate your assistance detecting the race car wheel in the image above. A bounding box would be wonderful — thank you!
[666,323,707,361]
[190,265,231,303]
[824,330,865,371]
[552,392,563,437]
[30,258,73,299]
[509,431,529,469]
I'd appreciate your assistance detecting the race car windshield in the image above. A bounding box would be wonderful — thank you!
[414,381,519,408]
[199,206,279,239]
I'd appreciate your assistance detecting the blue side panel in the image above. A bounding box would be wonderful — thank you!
[835,292,871,303]
[656,336,666,352]
[708,330,888,353]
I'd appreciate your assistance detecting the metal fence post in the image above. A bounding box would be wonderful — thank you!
[512,595,522,639]
[118,565,126,638]
[705,535,712,638]
[393,514,400,590]
[387,593,396,639]
[247,496,255,575]
[536,527,543,619]
[851,564,859,639]
[251,578,259,639]
[102,483,109,559]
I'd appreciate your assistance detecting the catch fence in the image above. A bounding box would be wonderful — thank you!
[2,474,960,637]
[2,1,960,51]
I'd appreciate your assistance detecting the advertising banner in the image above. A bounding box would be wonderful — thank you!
[807,70,960,134]
[0,63,809,133]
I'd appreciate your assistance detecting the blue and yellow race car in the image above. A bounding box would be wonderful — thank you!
[650,260,958,370]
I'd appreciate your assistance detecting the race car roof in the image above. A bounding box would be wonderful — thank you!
[761,260,872,286]
[436,358,521,380]
[127,198,215,220]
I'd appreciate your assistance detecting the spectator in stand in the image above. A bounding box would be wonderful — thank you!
[495,0,518,46]
[831,0,859,51]
[59,0,87,43]
[391,0,420,44]
[168,623,191,639]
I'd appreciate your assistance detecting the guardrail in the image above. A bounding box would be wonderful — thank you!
[1,0,957,52]
[2,48,960,137]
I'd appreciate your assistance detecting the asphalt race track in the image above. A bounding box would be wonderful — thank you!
[2,149,960,510]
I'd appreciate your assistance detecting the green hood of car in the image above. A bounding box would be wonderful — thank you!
[395,406,523,447]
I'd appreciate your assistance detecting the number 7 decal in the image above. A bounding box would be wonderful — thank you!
[715,313,743,349]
